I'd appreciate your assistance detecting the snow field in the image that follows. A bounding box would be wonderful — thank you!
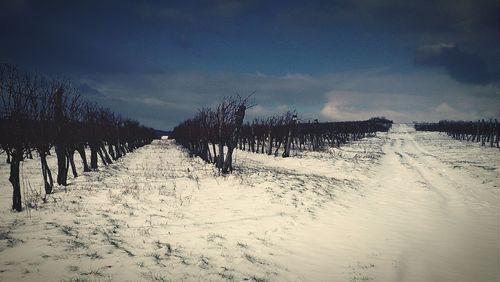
[0,124,498,281]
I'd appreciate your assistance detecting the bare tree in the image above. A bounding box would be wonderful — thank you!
[0,64,156,211]
[0,64,34,211]
[172,95,253,174]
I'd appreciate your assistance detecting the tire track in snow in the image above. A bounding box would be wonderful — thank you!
[370,124,499,281]
[279,124,499,282]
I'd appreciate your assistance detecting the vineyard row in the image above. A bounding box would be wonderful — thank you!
[414,120,500,148]
[172,97,393,173]
[1,64,156,212]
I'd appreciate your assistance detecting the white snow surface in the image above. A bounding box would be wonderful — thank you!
[0,124,498,281]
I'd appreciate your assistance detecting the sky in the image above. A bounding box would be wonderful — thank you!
[1,0,499,130]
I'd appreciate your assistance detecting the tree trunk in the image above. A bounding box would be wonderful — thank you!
[211,143,217,164]
[120,143,127,156]
[67,149,78,178]
[274,141,282,157]
[40,152,54,194]
[223,144,234,173]
[100,143,113,164]
[9,149,22,212]
[218,142,224,170]
[283,121,294,158]
[55,145,68,186]
[108,143,116,160]
[218,114,224,170]
[207,143,213,163]
[222,105,246,173]
[115,141,122,159]
[201,142,209,162]
[76,144,91,172]
[90,143,98,170]
[54,88,68,186]
[97,147,108,166]
[267,130,273,155]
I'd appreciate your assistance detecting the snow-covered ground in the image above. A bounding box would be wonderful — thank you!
[0,124,498,281]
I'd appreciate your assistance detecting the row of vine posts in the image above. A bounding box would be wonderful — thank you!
[0,64,156,212]
[414,120,499,148]
[173,96,393,174]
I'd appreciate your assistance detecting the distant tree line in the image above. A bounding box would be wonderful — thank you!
[0,64,156,212]
[173,97,392,173]
[238,116,393,157]
[414,120,500,148]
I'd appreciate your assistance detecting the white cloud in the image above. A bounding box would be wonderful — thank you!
[319,70,500,122]
[429,103,481,121]
[246,104,293,120]
[276,104,290,112]
[320,91,408,121]
[433,102,455,114]
[246,104,270,118]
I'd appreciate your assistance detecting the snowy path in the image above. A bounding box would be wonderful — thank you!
[372,124,499,281]
[0,124,498,281]
[280,124,500,281]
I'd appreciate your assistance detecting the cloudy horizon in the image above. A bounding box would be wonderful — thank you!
[1,0,499,130]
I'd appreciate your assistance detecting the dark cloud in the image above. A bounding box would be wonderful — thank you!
[275,0,500,70]
[276,0,498,32]
[1,0,498,128]
[414,43,493,85]
[2,0,497,76]
[0,0,164,75]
